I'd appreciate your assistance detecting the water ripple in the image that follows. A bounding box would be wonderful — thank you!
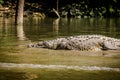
[0,62,120,72]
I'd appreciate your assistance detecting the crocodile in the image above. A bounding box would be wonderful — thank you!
[28,35,120,51]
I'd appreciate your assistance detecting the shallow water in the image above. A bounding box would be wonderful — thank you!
[0,17,120,61]
[0,17,120,48]
[0,17,120,59]
[0,17,120,80]
[0,62,120,72]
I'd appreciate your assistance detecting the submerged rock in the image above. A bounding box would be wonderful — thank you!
[28,35,120,51]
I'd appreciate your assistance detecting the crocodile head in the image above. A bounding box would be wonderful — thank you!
[27,42,45,48]
[103,41,120,50]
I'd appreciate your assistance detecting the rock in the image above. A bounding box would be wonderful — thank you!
[28,35,120,51]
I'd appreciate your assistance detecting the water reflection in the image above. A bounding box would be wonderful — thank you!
[0,18,9,35]
[53,18,60,36]
[0,17,120,43]
[0,17,120,80]
[0,17,16,49]
[16,25,26,41]
[59,18,120,38]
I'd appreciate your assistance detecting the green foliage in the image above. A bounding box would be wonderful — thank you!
[0,0,3,4]
[113,0,117,3]
[2,0,120,17]
[109,6,114,13]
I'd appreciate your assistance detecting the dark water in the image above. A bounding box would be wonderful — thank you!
[0,17,120,48]
[24,17,120,40]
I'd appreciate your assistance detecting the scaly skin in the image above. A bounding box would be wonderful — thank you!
[28,35,120,51]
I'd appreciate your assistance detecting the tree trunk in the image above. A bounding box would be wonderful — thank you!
[56,0,59,12]
[15,0,25,25]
